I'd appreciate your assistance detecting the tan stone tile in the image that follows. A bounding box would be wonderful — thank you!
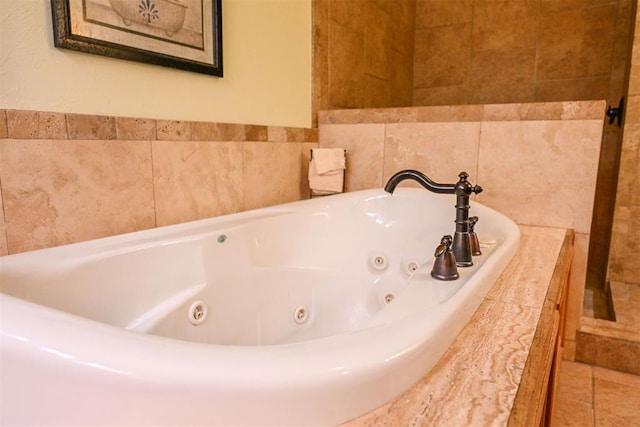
[413,85,468,106]
[563,339,576,361]
[243,142,307,210]
[152,140,243,227]
[476,120,602,233]
[318,123,385,191]
[66,113,116,140]
[535,78,609,102]
[415,0,473,29]
[6,110,67,139]
[156,120,191,141]
[0,139,154,253]
[245,125,268,142]
[556,361,593,404]
[115,117,156,140]
[593,369,640,425]
[468,48,536,104]
[329,0,365,34]
[414,47,470,89]
[415,105,483,122]
[191,122,245,141]
[550,397,594,427]
[482,101,605,121]
[383,122,481,186]
[565,233,588,341]
[472,0,538,51]
[0,110,8,139]
[364,6,392,80]
[328,22,365,108]
[0,195,7,256]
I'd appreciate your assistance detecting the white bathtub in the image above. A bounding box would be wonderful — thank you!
[0,188,519,426]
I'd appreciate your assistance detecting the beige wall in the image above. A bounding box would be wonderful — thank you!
[412,0,632,105]
[608,5,640,285]
[318,100,605,350]
[0,110,317,255]
[0,0,312,128]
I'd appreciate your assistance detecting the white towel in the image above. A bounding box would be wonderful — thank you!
[312,148,346,175]
[309,148,346,194]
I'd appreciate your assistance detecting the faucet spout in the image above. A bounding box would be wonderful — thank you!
[384,170,456,194]
[385,169,483,268]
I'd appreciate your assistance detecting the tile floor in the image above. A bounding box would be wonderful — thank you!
[551,360,640,426]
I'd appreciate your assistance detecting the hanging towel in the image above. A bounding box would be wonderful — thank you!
[309,148,346,195]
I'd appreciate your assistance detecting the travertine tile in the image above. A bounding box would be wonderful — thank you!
[0,139,155,253]
[551,397,594,427]
[319,124,385,191]
[0,195,7,256]
[66,113,116,140]
[328,22,365,108]
[476,120,602,234]
[486,227,566,307]
[191,122,245,141]
[556,361,593,404]
[482,101,605,121]
[6,110,67,139]
[468,48,537,104]
[383,122,481,185]
[243,142,307,210]
[0,110,7,138]
[245,125,268,142]
[472,0,538,51]
[415,0,473,29]
[152,140,243,227]
[565,233,588,342]
[157,120,191,141]
[115,117,156,140]
[593,367,640,425]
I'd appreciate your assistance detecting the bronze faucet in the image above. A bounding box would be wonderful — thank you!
[384,170,483,267]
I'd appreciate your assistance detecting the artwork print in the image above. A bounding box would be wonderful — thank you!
[51,0,223,76]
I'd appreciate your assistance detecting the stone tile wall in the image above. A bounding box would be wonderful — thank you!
[0,110,318,255]
[312,0,416,118]
[413,0,633,105]
[318,100,605,350]
[608,3,640,286]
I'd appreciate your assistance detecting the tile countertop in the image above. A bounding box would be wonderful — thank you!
[343,225,574,426]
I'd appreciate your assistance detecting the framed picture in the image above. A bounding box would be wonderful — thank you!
[51,0,223,76]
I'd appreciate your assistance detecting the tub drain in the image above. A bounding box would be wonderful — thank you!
[188,301,208,325]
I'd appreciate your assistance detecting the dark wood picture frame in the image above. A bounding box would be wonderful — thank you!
[51,0,223,76]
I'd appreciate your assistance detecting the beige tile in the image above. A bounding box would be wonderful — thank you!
[472,0,538,51]
[0,139,155,253]
[318,124,386,191]
[0,194,7,256]
[245,125,268,142]
[152,140,243,227]
[0,110,7,138]
[415,0,473,29]
[556,361,593,404]
[115,117,156,140]
[476,120,602,233]
[565,233,588,341]
[191,122,245,141]
[593,368,640,425]
[6,110,67,139]
[328,22,365,108]
[383,122,481,185]
[157,120,191,141]
[243,142,307,210]
[415,105,483,122]
[468,48,537,104]
[66,114,116,140]
[482,101,605,121]
[551,397,594,427]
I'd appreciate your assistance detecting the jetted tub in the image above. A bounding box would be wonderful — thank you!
[0,187,519,426]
